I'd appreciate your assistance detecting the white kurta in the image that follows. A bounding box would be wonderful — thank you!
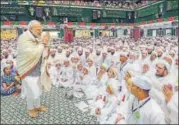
[167,92,178,124]
[150,74,176,123]
[50,66,62,87]
[88,65,97,82]
[124,97,166,124]
[60,66,74,88]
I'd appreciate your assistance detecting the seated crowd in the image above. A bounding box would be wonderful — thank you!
[1,35,178,124]
[4,0,156,9]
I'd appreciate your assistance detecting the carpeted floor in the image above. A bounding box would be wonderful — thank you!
[1,86,98,124]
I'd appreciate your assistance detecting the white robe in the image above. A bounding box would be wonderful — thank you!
[50,66,62,87]
[149,74,176,123]
[88,65,97,82]
[60,66,74,88]
[167,92,178,124]
[90,94,118,124]
[94,55,102,72]
[121,97,166,124]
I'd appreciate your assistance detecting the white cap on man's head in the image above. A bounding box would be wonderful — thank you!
[120,52,128,57]
[156,59,171,72]
[131,76,152,90]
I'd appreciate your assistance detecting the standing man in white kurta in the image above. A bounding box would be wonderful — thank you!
[16,20,50,118]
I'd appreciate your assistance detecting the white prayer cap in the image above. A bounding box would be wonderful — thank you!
[169,50,175,54]
[6,59,13,64]
[142,50,148,54]
[78,47,83,51]
[84,48,90,53]
[124,64,141,77]
[66,49,71,52]
[96,48,101,52]
[148,45,153,49]
[83,66,89,72]
[63,57,70,62]
[110,47,115,51]
[57,46,62,49]
[50,48,56,52]
[2,49,9,54]
[54,60,61,65]
[156,47,163,53]
[3,63,11,70]
[156,59,171,72]
[129,51,136,56]
[131,76,152,90]
[163,55,173,65]
[139,45,146,48]
[100,63,109,71]
[120,52,128,57]
[151,51,158,56]
[142,60,151,66]
[115,44,120,48]
[70,53,76,58]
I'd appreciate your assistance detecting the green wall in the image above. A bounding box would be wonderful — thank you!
[1,0,178,23]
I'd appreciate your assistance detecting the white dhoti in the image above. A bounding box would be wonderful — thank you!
[21,76,41,110]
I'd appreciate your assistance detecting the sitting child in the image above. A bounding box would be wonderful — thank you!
[6,59,18,75]
[88,67,119,123]
[60,59,74,88]
[1,64,21,96]
[50,60,62,87]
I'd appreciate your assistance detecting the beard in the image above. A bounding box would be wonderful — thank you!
[4,55,8,59]
[51,54,55,58]
[128,59,134,63]
[78,53,82,56]
[155,73,164,77]
[148,51,152,55]
[142,70,147,74]
[111,52,115,55]
[66,54,70,58]
[158,54,162,58]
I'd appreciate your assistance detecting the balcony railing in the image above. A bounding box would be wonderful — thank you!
[1,0,157,11]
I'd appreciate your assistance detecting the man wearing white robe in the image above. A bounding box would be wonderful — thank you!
[162,79,178,124]
[150,59,175,123]
[16,20,49,118]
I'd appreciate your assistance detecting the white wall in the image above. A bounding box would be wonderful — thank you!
[117,29,124,37]
[152,30,157,37]
[166,29,172,36]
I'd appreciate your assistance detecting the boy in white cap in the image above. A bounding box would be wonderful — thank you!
[50,60,62,87]
[117,52,130,82]
[89,67,119,124]
[87,56,96,81]
[60,59,74,88]
[96,63,109,88]
[141,61,152,77]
